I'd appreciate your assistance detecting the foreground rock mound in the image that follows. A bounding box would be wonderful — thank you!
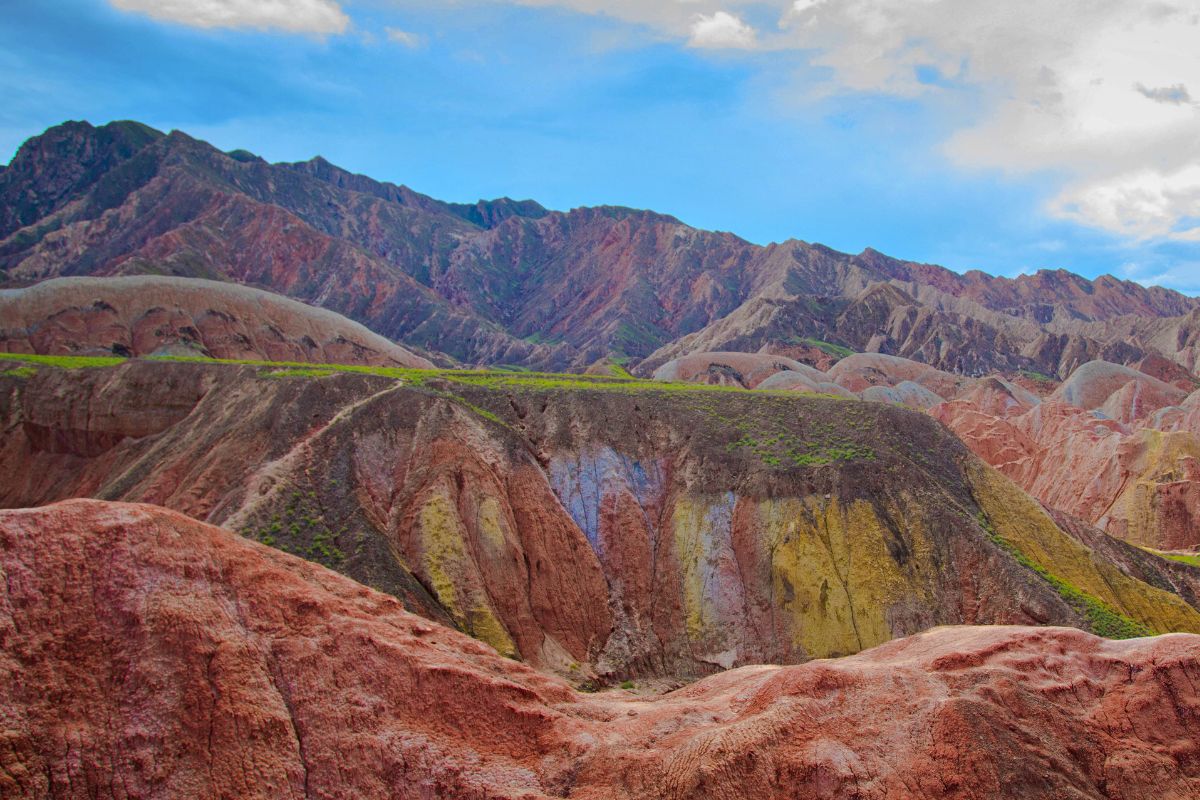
[3,499,1200,800]
[4,359,1200,680]
[0,275,433,367]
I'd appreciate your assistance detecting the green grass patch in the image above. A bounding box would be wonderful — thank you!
[792,338,855,359]
[1139,546,1200,569]
[3,351,859,405]
[1162,552,1200,568]
[606,361,634,379]
[977,512,1150,639]
[0,352,127,369]
[1018,369,1056,385]
[260,367,336,378]
[242,485,346,568]
[724,415,875,469]
[0,366,37,378]
[521,331,564,346]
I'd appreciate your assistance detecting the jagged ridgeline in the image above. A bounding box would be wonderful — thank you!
[3,355,1200,681]
[4,120,1200,377]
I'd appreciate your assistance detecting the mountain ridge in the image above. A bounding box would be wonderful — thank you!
[3,119,1197,376]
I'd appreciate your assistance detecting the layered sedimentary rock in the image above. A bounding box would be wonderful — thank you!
[931,361,1200,550]
[4,499,1200,800]
[0,275,434,366]
[656,350,1200,552]
[3,358,1200,680]
[649,351,824,388]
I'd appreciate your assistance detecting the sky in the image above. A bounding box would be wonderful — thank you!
[2,0,1199,294]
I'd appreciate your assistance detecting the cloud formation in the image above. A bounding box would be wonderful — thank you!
[107,0,1200,244]
[1135,83,1192,105]
[688,11,755,49]
[385,26,423,48]
[109,0,349,35]
[498,1,1200,242]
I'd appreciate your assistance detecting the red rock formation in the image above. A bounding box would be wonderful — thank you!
[825,351,967,398]
[4,499,1200,800]
[6,359,1200,679]
[0,275,433,367]
[651,351,824,388]
[933,360,1200,550]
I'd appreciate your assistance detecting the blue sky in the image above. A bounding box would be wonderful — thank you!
[2,0,1198,294]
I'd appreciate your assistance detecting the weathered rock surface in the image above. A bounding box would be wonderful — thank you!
[933,360,1200,550]
[3,359,1200,679]
[650,351,824,388]
[825,352,967,398]
[4,498,1200,800]
[0,275,433,366]
[659,351,1200,552]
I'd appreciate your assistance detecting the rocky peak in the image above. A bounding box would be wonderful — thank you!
[0,119,163,238]
[447,197,549,228]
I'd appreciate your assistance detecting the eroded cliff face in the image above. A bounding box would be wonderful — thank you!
[4,499,1200,800]
[3,360,1200,680]
[931,363,1200,551]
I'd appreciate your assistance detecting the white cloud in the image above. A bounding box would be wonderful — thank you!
[1136,83,1193,105]
[688,10,755,48]
[109,0,349,35]
[385,26,424,48]
[1051,165,1200,241]
[766,0,1200,241]
[496,1,1200,242]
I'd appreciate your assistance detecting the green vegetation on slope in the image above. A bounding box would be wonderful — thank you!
[242,488,346,568]
[976,511,1150,639]
[1019,369,1056,385]
[1139,547,1200,569]
[0,352,126,369]
[0,351,812,396]
[793,337,856,359]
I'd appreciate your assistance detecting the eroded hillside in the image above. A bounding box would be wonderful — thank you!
[3,355,1199,681]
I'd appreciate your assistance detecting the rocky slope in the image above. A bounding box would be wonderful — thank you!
[0,275,433,366]
[931,361,1200,551]
[3,120,1197,373]
[657,351,1200,551]
[4,498,1200,800]
[3,357,1199,681]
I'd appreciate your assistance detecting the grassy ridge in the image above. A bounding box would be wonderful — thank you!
[1139,547,1200,569]
[0,352,127,369]
[0,351,837,398]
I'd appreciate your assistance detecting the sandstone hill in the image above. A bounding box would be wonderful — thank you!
[0,275,433,366]
[3,120,1198,375]
[3,356,1200,682]
[3,498,1200,800]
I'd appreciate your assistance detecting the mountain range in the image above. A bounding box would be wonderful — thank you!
[4,119,1199,376]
